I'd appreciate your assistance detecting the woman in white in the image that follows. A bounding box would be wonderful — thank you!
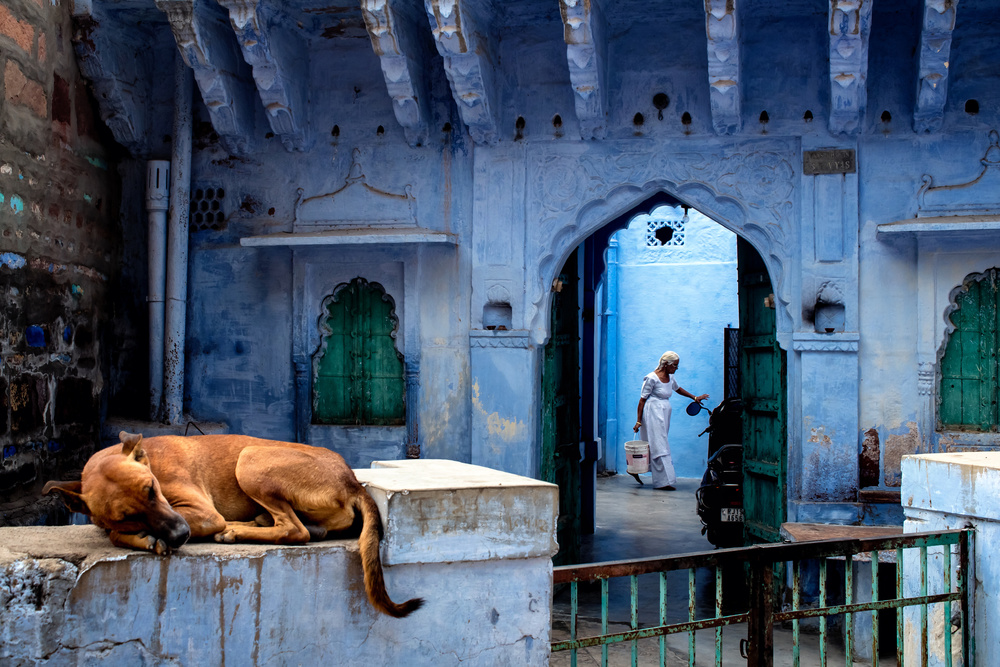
[632,351,708,489]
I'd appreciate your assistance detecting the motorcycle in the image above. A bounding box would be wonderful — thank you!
[688,398,744,548]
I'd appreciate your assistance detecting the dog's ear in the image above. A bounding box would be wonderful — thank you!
[43,481,91,515]
[119,431,146,462]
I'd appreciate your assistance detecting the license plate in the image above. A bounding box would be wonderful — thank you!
[720,508,744,522]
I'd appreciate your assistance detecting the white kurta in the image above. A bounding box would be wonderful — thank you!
[638,372,678,488]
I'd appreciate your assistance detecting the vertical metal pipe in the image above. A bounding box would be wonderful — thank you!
[959,530,973,665]
[659,571,667,666]
[630,575,638,667]
[896,547,904,667]
[714,566,722,667]
[920,545,929,666]
[871,551,879,666]
[943,544,952,667]
[570,582,578,667]
[604,239,620,472]
[820,559,828,667]
[163,53,193,424]
[792,561,801,667]
[845,555,854,664]
[688,569,696,665]
[601,578,609,667]
[145,160,170,420]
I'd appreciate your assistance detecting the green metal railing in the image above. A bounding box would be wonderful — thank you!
[552,529,973,666]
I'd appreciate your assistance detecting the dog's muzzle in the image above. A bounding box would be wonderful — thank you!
[152,511,191,549]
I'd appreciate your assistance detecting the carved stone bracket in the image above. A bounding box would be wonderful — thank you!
[423,0,499,145]
[217,0,307,151]
[156,0,257,155]
[914,0,959,134]
[72,4,152,156]
[917,361,935,396]
[363,0,432,147]
[559,0,607,140]
[704,0,742,135]
[828,0,872,136]
[523,144,796,343]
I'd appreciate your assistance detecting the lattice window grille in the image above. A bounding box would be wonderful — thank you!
[645,216,686,247]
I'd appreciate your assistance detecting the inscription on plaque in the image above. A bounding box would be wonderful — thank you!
[803,149,856,175]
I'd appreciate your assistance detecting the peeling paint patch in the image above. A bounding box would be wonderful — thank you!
[85,156,108,170]
[884,422,920,487]
[1,252,26,269]
[25,326,45,347]
[471,380,525,443]
[9,194,23,213]
[860,427,880,487]
[71,284,84,296]
[808,425,833,445]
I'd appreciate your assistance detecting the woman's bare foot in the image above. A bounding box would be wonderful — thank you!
[630,472,644,485]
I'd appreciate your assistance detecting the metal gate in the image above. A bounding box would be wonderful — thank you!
[551,529,973,666]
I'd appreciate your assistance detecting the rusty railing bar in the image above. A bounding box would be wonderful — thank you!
[688,568,696,665]
[773,591,961,621]
[845,553,854,663]
[550,612,751,652]
[552,530,964,584]
[944,543,952,667]
[819,559,828,667]
[872,551,879,667]
[896,547,904,667]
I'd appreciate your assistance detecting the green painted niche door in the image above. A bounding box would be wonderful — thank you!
[737,238,787,544]
[940,269,1000,432]
[541,249,582,565]
[313,278,405,426]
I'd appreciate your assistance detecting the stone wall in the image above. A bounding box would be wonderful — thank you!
[0,459,559,665]
[0,0,120,526]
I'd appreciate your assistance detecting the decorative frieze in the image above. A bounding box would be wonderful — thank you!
[362,0,432,147]
[914,0,959,134]
[791,332,859,352]
[470,330,533,348]
[918,130,1000,216]
[827,0,872,136]
[704,0,742,135]
[559,0,607,140]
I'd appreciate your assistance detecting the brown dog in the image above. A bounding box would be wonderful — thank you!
[44,431,423,618]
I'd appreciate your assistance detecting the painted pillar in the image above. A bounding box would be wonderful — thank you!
[603,238,620,473]
[790,150,862,521]
[469,331,541,478]
[145,160,170,420]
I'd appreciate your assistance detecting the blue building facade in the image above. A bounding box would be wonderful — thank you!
[16,0,1000,530]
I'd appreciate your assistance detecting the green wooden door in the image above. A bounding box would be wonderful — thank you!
[737,238,787,544]
[541,250,582,565]
[314,278,405,425]
[940,269,1000,431]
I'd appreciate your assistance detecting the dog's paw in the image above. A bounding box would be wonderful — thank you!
[153,538,170,556]
[214,530,237,544]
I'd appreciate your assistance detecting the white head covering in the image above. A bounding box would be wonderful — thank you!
[658,351,679,369]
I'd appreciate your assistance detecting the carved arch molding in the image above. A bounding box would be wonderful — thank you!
[523,144,797,345]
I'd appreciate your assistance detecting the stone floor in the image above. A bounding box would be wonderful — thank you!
[550,473,884,666]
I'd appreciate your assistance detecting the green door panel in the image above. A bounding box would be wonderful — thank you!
[314,279,405,426]
[940,269,1000,432]
[542,250,582,565]
[737,238,787,545]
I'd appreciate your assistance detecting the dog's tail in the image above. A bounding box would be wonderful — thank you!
[354,490,424,618]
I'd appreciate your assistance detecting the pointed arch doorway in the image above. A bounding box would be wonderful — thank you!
[539,192,787,563]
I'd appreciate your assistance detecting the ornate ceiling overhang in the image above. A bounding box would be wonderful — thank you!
[362,0,432,147]
[914,0,959,134]
[828,0,872,136]
[216,0,307,151]
[423,0,500,145]
[704,0,742,135]
[72,0,153,156]
[559,0,608,140]
[155,0,257,155]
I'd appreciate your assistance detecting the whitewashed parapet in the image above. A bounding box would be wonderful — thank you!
[559,0,608,140]
[156,0,257,155]
[423,0,499,145]
[704,0,742,135]
[914,0,959,134]
[217,0,307,151]
[363,0,432,147]
[0,460,557,666]
[828,0,872,136]
[71,4,152,156]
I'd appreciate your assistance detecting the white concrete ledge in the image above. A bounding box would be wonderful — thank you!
[0,460,558,666]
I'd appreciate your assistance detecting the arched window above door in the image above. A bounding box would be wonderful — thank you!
[313,278,405,426]
[940,268,1000,432]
